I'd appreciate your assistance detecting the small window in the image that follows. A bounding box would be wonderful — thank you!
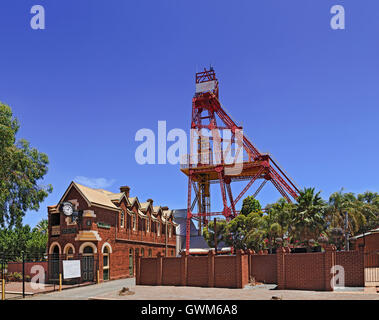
[169,225,172,238]
[132,214,137,231]
[146,219,150,233]
[157,222,161,236]
[171,250,174,257]
[120,210,125,228]
[148,249,152,257]
[141,248,144,257]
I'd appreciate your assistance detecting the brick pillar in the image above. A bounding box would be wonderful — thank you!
[180,250,188,286]
[235,249,244,288]
[324,245,336,291]
[246,249,253,280]
[208,250,215,287]
[156,252,163,285]
[135,251,141,285]
[276,246,286,289]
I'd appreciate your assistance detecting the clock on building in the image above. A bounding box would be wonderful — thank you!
[62,202,74,216]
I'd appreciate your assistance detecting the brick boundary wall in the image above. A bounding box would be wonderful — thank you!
[136,250,249,289]
[136,246,365,291]
[7,261,48,279]
[248,250,277,284]
[336,250,365,287]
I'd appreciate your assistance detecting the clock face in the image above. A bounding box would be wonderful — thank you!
[62,202,73,216]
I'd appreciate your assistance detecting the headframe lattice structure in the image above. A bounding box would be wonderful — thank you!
[180,68,300,252]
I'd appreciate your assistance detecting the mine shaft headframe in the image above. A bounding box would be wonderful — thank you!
[195,67,219,98]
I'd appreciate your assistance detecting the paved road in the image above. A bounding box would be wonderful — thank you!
[26,278,135,300]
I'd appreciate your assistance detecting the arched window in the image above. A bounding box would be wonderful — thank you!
[83,246,94,255]
[65,246,74,260]
[148,249,152,257]
[103,246,110,281]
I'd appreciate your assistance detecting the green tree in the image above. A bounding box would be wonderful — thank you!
[326,189,367,237]
[202,219,227,248]
[240,196,262,216]
[0,102,52,228]
[0,219,48,259]
[291,187,326,245]
[357,191,379,233]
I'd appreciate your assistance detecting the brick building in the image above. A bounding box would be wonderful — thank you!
[47,182,177,282]
[352,227,379,252]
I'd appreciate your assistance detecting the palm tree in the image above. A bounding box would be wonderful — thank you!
[326,189,366,237]
[34,219,48,235]
[291,187,326,246]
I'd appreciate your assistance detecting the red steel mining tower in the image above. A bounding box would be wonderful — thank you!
[180,68,300,252]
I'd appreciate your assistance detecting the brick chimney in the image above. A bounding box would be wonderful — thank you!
[147,199,154,205]
[161,206,169,210]
[120,186,130,197]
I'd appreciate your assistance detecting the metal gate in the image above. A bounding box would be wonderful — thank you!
[48,254,60,281]
[364,251,379,286]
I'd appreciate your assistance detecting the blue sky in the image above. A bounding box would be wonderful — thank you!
[0,1,378,227]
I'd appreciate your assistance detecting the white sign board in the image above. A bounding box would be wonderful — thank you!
[195,80,216,93]
[63,260,81,279]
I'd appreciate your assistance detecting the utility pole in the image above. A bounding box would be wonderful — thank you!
[344,211,349,251]
[165,222,168,257]
[214,218,217,254]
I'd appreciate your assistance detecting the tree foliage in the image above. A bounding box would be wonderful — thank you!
[0,219,48,260]
[202,219,227,248]
[0,102,52,228]
[209,187,379,252]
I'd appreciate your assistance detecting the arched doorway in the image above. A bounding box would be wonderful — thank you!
[80,244,96,282]
[49,243,61,281]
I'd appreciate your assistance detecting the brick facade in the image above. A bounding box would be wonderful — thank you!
[47,182,177,282]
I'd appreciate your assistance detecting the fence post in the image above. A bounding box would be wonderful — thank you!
[324,245,336,291]
[135,251,141,285]
[180,251,188,286]
[22,251,25,299]
[208,250,215,287]
[276,246,286,289]
[1,257,5,300]
[156,252,163,285]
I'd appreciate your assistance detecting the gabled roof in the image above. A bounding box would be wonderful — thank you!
[140,202,153,213]
[58,182,120,212]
